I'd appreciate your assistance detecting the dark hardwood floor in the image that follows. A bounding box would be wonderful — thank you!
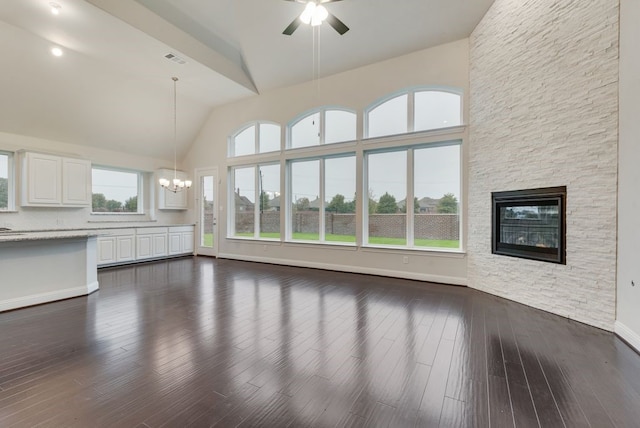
[1,257,640,427]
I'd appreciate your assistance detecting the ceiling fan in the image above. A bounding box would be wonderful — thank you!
[282,0,350,36]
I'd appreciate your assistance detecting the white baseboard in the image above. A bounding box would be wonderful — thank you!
[217,253,468,286]
[0,282,100,313]
[87,281,100,294]
[615,321,640,353]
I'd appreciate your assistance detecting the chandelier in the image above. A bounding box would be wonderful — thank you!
[159,77,192,193]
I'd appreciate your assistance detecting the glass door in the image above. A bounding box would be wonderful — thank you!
[196,167,218,257]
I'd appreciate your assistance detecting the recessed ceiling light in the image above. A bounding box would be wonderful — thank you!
[50,2,61,15]
[51,47,63,57]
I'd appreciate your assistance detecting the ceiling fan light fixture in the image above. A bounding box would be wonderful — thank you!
[50,2,62,15]
[315,5,328,22]
[299,2,316,25]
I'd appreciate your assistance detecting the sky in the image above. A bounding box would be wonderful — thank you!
[92,168,138,203]
[0,155,7,178]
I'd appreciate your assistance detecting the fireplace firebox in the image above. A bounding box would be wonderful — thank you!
[492,186,566,264]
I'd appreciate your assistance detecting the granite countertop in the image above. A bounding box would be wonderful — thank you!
[0,230,101,243]
[0,224,195,242]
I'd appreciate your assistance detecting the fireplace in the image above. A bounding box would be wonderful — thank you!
[492,186,566,264]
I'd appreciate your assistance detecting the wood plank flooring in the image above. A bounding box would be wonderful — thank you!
[1,256,640,427]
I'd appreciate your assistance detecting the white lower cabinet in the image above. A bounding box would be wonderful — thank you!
[97,237,116,265]
[97,226,193,267]
[168,226,194,256]
[136,227,168,260]
[117,234,135,263]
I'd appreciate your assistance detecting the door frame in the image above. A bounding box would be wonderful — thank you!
[194,167,219,257]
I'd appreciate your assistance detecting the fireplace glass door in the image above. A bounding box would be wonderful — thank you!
[492,187,566,264]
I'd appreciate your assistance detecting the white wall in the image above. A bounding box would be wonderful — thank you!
[616,0,640,350]
[184,39,470,285]
[468,0,619,331]
[0,131,187,230]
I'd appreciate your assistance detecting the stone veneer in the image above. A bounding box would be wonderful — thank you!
[468,0,619,330]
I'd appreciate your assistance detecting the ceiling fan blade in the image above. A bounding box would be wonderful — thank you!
[283,17,302,35]
[325,12,349,35]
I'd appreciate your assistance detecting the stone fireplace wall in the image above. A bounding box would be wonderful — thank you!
[468,0,619,330]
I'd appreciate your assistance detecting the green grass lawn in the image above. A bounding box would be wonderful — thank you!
[229,231,457,248]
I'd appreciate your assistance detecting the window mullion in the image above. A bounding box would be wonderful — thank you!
[319,110,326,145]
[319,158,326,242]
[406,149,415,247]
[407,91,415,133]
[255,165,261,239]
[285,160,292,240]
[362,152,369,245]
[255,122,260,154]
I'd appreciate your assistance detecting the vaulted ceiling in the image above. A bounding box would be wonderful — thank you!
[0,0,494,161]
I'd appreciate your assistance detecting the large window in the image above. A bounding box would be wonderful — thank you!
[229,122,281,157]
[0,152,12,211]
[230,164,281,239]
[226,90,463,252]
[289,108,356,149]
[92,167,141,213]
[365,88,462,138]
[289,155,356,243]
[365,143,460,249]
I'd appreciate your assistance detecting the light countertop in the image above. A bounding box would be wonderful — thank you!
[0,230,100,243]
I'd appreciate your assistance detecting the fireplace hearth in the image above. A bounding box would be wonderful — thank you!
[492,186,566,264]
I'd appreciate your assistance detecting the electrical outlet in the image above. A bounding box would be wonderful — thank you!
[403,256,409,264]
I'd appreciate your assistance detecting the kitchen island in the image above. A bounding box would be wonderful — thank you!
[0,231,99,312]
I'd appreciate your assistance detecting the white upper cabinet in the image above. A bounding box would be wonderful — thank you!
[62,158,92,206]
[21,152,91,207]
[23,152,61,205]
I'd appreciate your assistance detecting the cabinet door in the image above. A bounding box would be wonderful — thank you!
[117,235,135,262]
[181,231,194,254]
[62,158,91,206]
[97,237,117,265]
[25,153,61,205]
[136,235,153,260]
[168,233,182,255]
[152,234,168,257]
[164,187,188,209]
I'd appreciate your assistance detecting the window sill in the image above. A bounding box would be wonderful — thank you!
[90,212,145,216]
[0,210,18,214]
[360,245,466,258]
[283,240,357,250]
[227,236,282,243]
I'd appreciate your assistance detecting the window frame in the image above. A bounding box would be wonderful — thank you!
[228,121,282,158]
[0,151,15,212]
[363,140,462,251]
[228,162,281,241]
[90,165,144,214]
[286,153,357,245]
[287,107,357,150]
[364,86,463,139]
